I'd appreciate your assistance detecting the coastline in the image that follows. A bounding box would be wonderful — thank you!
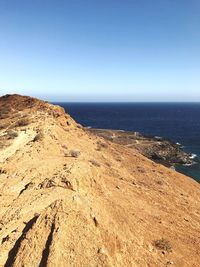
[57,102,200,183]
[87,127,197,170]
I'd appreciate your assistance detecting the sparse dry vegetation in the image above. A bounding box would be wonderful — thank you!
[16,118,30,127]
[115,155,123,162]
[6,130,18,139]
[33,132,44,142]
[0,167,6,174]
[96,141,108,151]
[70,149,81,158]
[62,144,68,150]
[89,159,101,167]
[153,238,172,252]
[0,107,11,119]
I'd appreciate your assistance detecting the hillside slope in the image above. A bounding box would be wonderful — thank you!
[0,94,199,267]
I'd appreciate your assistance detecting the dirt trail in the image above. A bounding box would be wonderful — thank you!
[0,130,35,163]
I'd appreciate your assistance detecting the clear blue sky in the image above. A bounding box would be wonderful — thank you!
[0,0,200,101]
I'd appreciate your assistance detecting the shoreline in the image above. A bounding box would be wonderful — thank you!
[87,127,197,168]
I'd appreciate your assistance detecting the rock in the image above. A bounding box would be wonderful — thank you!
[97,248,106,254]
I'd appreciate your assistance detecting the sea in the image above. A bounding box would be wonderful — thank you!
[55,103,200,183]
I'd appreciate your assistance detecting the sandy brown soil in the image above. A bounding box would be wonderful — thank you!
[0,94,200,267]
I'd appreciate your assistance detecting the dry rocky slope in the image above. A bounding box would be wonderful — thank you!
[88,129,194,167]
[0,94,199,267]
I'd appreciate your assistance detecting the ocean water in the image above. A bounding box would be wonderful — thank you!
[55,103,200,183]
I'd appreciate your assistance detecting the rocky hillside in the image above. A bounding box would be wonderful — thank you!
[88,128,194,167]
[0,94,199,267]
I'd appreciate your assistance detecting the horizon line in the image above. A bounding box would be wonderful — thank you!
[52,101,200,103]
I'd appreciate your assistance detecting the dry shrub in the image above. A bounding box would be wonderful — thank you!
[62,144,68,150]
[97,141,108,149]
[70,150,81,158]
[137,166,145,173]
[0,168,7,174]
[156,180,164,185]
[33,132,44,142]
[6,130,18,139]
[115,156,123,162]
[0,107,10,119]
[153,238,172,252]
[16,118,30,127]
[89,159,101,167]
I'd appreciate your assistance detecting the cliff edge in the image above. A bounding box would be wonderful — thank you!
[0,94,199,267]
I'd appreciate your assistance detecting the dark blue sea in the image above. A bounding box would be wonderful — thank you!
[55,103,200,183]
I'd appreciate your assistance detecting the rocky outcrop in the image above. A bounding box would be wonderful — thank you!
[0,94,200,266]
[88,128,195,166]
